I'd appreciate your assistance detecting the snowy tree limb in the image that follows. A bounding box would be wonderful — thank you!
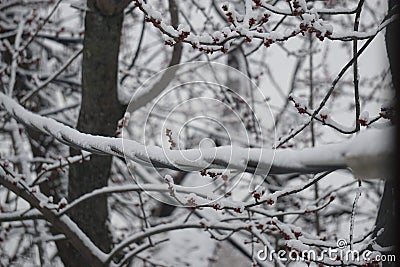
[0,92,393,178]
[0,166,108,267]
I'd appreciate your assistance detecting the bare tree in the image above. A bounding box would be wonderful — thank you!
[0,0,397,266]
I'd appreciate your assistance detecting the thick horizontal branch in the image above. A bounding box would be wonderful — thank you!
[0,92,393,178]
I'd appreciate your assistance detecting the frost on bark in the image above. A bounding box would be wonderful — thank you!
[60,0,125,265]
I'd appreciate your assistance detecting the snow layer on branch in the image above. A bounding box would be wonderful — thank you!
[0,92,394,179]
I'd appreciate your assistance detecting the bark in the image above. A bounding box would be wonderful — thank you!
[95,0,131,16]
[373,1,399,265]
[59,1,125,265]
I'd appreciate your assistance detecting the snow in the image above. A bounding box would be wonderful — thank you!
[319,107,330,118]
[177,24,190,33]
[287,239,310,251]
[154,228,216,266]
[0,92,394,180]
[0,166,108,265]
[164,174,174,184]
[302,14,315,24]
[360,110,369,122]
[59,197,67,205]
[0,0,394,265]
[298,0,308,10]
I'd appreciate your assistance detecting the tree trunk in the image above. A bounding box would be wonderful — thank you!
[372,1,399,265]
[59,1,125,265]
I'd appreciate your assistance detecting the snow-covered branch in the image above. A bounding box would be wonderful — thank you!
[132,0,397,53]
[0,92,393,179]
[0,165,108,267]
